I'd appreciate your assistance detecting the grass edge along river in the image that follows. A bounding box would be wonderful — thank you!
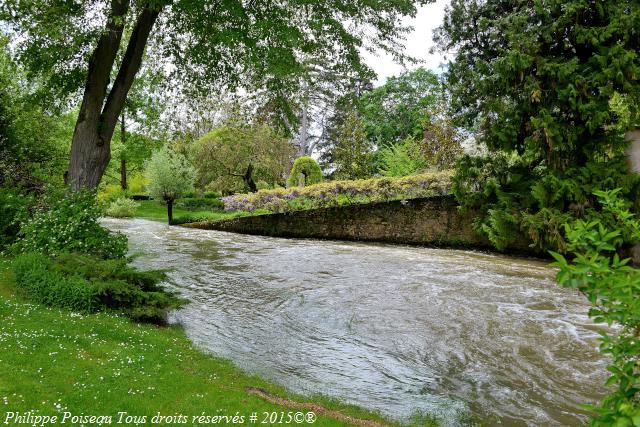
[0,258,441,427]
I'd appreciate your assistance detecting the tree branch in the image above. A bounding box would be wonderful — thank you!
[100,4,162,142]
[76,0,130,126]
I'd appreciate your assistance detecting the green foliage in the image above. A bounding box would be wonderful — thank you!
[256,180,271,190]
[361,67,441,146]
[12,253,97,313]
[204,191,222,199]
[104,197,140,218]
[1,0,434,121]
[97,184,127,205]
[0,38,71,189]
[439,0,640,254]
[11,253,184,323]
[436,0,640,164]
[379,137,426,177]
[192,122,294,194]
[0,188,33,250]
[146,145,196,202]
[225,171,453,214]
[287,156,324,187]
[551,190,640,425]
[175,197,224,211]
[13,190,128,259]
[453,153,640,252]
[419,114,464,170]
[332,113,373,180]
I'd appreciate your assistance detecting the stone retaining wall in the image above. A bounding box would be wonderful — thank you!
[182,196,539,253]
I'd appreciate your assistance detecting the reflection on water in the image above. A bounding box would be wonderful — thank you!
[104,218,608,426]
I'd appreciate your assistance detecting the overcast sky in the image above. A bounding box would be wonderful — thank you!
[363,0,449,85]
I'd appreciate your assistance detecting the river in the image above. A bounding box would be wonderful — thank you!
[104,218,609,426]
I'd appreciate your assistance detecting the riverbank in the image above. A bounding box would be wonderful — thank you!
[132,199,243,223]
[0,259,435,427]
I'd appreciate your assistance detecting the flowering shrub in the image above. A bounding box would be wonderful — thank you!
[13,190,127,259]
[104,197,140,218]
[223,171,453,214]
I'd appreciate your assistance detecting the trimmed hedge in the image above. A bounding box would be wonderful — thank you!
[287,156,323,187]
[223,171,453,214]
[175,197,224,211]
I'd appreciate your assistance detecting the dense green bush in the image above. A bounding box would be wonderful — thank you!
[0,187,33,250]
[255,180,270,190]
[175,197,224,211]
[13,190,128,259]
[224,171,452,213]
[378,137,426,177]
[551,190,640,424]
[287,156,323,187]
[104,197,140,218]
[97,183,126,205]
[11,253,184,323]
[453,153,640,253]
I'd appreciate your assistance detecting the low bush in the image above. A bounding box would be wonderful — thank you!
[223,171,453,214]
[203,191,221,199]
[256,180,270,190]
[11,253,185,323]
[97,183,126,205]
[175,197,224,211]
[104,197,139,218]
[13,190,127,259]
[170,215,213,226]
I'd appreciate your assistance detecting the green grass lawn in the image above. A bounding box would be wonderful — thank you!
[133,200,245,223]
[0,260,436,427]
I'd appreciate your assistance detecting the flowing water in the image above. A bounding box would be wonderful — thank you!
[104,218,609,426]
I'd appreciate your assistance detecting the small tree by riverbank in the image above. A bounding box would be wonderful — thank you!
[146,146,196,224]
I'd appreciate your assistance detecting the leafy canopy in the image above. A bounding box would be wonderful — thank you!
[2,0,433,116]
[435,0,640,166]
[145,145,195,202]
[378,137,425,177]
[361,67,441,146]
[192,122,294,194]
[438,0,640,253]
[332,112,373,180]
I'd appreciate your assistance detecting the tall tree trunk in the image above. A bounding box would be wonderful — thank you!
[244,164,258,192]
[625,129,640,265]
[67,2,162,190]
[298,106,310,156]
[625,130,640,173]
[167,199,174,225]
[120,158,128,191]
[120,112,128,190]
